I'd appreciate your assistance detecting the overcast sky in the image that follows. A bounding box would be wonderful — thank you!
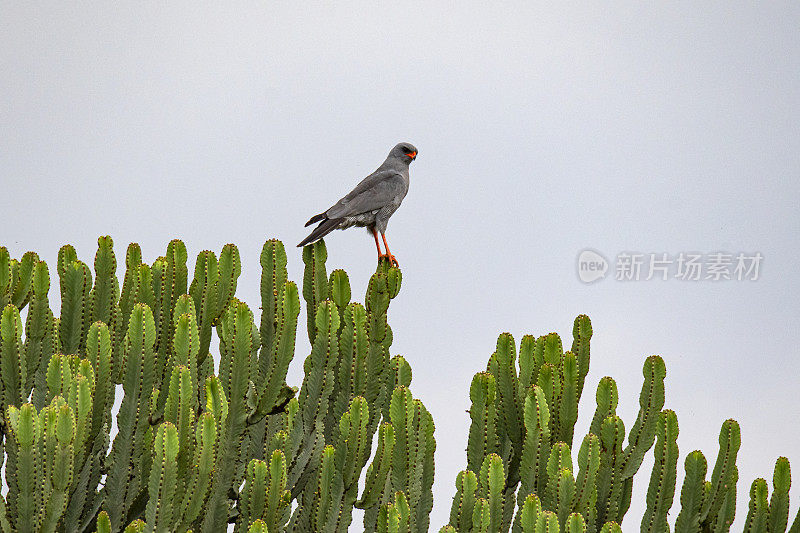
[2,3,799,530]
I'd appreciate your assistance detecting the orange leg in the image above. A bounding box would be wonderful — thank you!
[381,233,399,267]
[373,230,382,258]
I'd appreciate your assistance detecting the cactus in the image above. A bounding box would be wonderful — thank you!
[255,241,299,418]
[57,248,92,356]
[640,410,678,533]
[3,236,431,532]
[302,240,329,343]
[0,238,797,533]
[95,511,111,533]
[675,449,708,532]
[0,248,38,312]
[389,387,436,532]
[376,493,410,533]
[544,444,575,526]
[358,422,395,509]
[103,303,157,530]
[5,396,83,533]
[449,470,479,531]
[202,300,259,532]
[479,453,506,533]
[519,494,542,533]
[467,372,500,475]
[236,451,291,532]
[1,304,26,416]
[27,260,59,408]
[177,408,217,529]
[446,312,798,533]
[701,419,742,531]
[357,385,435,533]
[145,423,179,531]
[518,385,551,505]
[188,244,241,373]
[572,433,601,531]
[769,457,791,533]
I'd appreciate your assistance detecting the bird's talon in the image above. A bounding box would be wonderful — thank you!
[377,254,399,267]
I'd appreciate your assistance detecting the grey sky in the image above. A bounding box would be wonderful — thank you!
[2,3,799,530]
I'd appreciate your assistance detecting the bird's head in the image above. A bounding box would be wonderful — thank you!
[390,142,418,164]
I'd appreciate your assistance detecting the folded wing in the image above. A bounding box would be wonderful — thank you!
[325,170,405,219]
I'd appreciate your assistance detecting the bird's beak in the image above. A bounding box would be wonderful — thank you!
[406,151,417,160]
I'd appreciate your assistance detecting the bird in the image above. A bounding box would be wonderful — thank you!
[298,142,417,267]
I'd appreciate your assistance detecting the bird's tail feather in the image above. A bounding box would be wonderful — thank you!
[297,218,342,247]
[304,213,326,227]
